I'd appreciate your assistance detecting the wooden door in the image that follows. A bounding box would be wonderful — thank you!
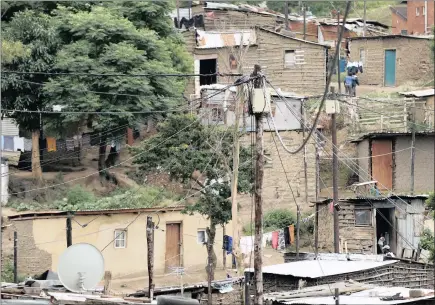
[371,140,393,190]
[165,223,181,271]
[384,50,396,87]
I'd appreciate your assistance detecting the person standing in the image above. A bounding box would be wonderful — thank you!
[351,72,359,97]
[344,73,353,96]
[378,233,385,254]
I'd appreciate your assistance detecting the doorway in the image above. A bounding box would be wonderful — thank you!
[376,208,396,254]
[371,139,393,190]
[200,59,217,85]
[165,223,182,271]
[384,50,396,87]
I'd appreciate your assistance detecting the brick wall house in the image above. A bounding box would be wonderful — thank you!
[316,195,427,259]
[347,35,433,87]
[390,5,408,35]
[406,0,434,35]
[390,1,434,35]
[182,26,329,98]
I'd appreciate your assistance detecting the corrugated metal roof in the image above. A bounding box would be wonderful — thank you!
[195,29,256,48]
[348,34,433,41]
[8,206,186,220]
[245,260,398,278]
[1,118,19,136]
[258,27,330,48]
[351,131,435,142]
[399,89,434,97]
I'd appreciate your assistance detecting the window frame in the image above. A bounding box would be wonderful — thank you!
[197,229,208,244]
[416,7,420,16]
[284,50,296,68]
[114,229,127,249]
[211,107,224,123]
[354,208,372,227]
[401,30,408,35]
[422,6,426,16]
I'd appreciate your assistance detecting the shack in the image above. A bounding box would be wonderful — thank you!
[347,35,433,86]
[352,131,435,193]
[246,257,433,294]
[182,26,329,97]
[8,207,232,280]
[316,195,428,259]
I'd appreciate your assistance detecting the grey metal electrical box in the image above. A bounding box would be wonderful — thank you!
[252,88,271,113]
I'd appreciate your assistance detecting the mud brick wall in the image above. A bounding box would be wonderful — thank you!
[348,37,434,86]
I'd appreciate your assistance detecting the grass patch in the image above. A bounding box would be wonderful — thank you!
[7,185,178,212]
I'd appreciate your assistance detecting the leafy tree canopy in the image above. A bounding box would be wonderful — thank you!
[2,9,62,131]
[131,114,253,225]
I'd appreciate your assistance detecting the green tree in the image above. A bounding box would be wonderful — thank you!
[131,114,252,303]
[43,5,191,179]
[1,10,62,182]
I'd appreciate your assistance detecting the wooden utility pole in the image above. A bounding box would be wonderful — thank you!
[363,0,367,37]
[146,216,155,300]
[252,64,265,305]
[410,100,416,195]
[176,0,180,28]
[222,225,226,270]
[284,1,289,30]
[330,87,340,253]
[231,67,244,273]
[13,231,17,283]
[336,11,341,94]
[66,215,72,247]
[335,288,340,305]
[303,4,307,40]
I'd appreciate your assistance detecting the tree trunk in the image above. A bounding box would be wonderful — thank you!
[206,220,217,305]
[31,130,43,183]
[98,134,107,180]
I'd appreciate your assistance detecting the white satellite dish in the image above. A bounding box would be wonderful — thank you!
[57,243,105,293]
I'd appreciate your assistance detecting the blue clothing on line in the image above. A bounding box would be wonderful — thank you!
[223,235,233,254]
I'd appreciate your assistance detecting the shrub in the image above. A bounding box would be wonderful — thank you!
[264,209,296,232]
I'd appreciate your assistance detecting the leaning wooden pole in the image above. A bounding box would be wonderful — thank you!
[146,216,155,300]
[252,65,265,305]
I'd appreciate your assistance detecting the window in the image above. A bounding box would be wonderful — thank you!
[359,48,365,64]
[229,54,237,70]
[199,59,217,85]
[401,30,408,35]
[211,108,224,122]
[197,229,207,244]
[355,209,372,226]
[416,7,420,16]
[423,6,426,15]
[114,229,127,248]
[284,50,296,68]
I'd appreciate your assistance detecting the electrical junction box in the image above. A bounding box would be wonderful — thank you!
[325,99,340,114]
[252,88,271,113]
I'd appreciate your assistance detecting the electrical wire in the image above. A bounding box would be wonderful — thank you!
[2,71,242,78]
[270,85,431,255]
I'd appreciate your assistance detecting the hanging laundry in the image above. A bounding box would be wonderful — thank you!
[13,137,24,152]
[283,227,290,247]
[223,235,233,255]
[3,136,14,151]
[278,229,285,250]
[240,236,254,254]
[272,231,279,250]
[289,225,295,246]
[66,139,75,151]
[263,232,273,248]
[24,138,32,152]
[46,137,57,152]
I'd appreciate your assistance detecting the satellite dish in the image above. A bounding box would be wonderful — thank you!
[57,243,105,293]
